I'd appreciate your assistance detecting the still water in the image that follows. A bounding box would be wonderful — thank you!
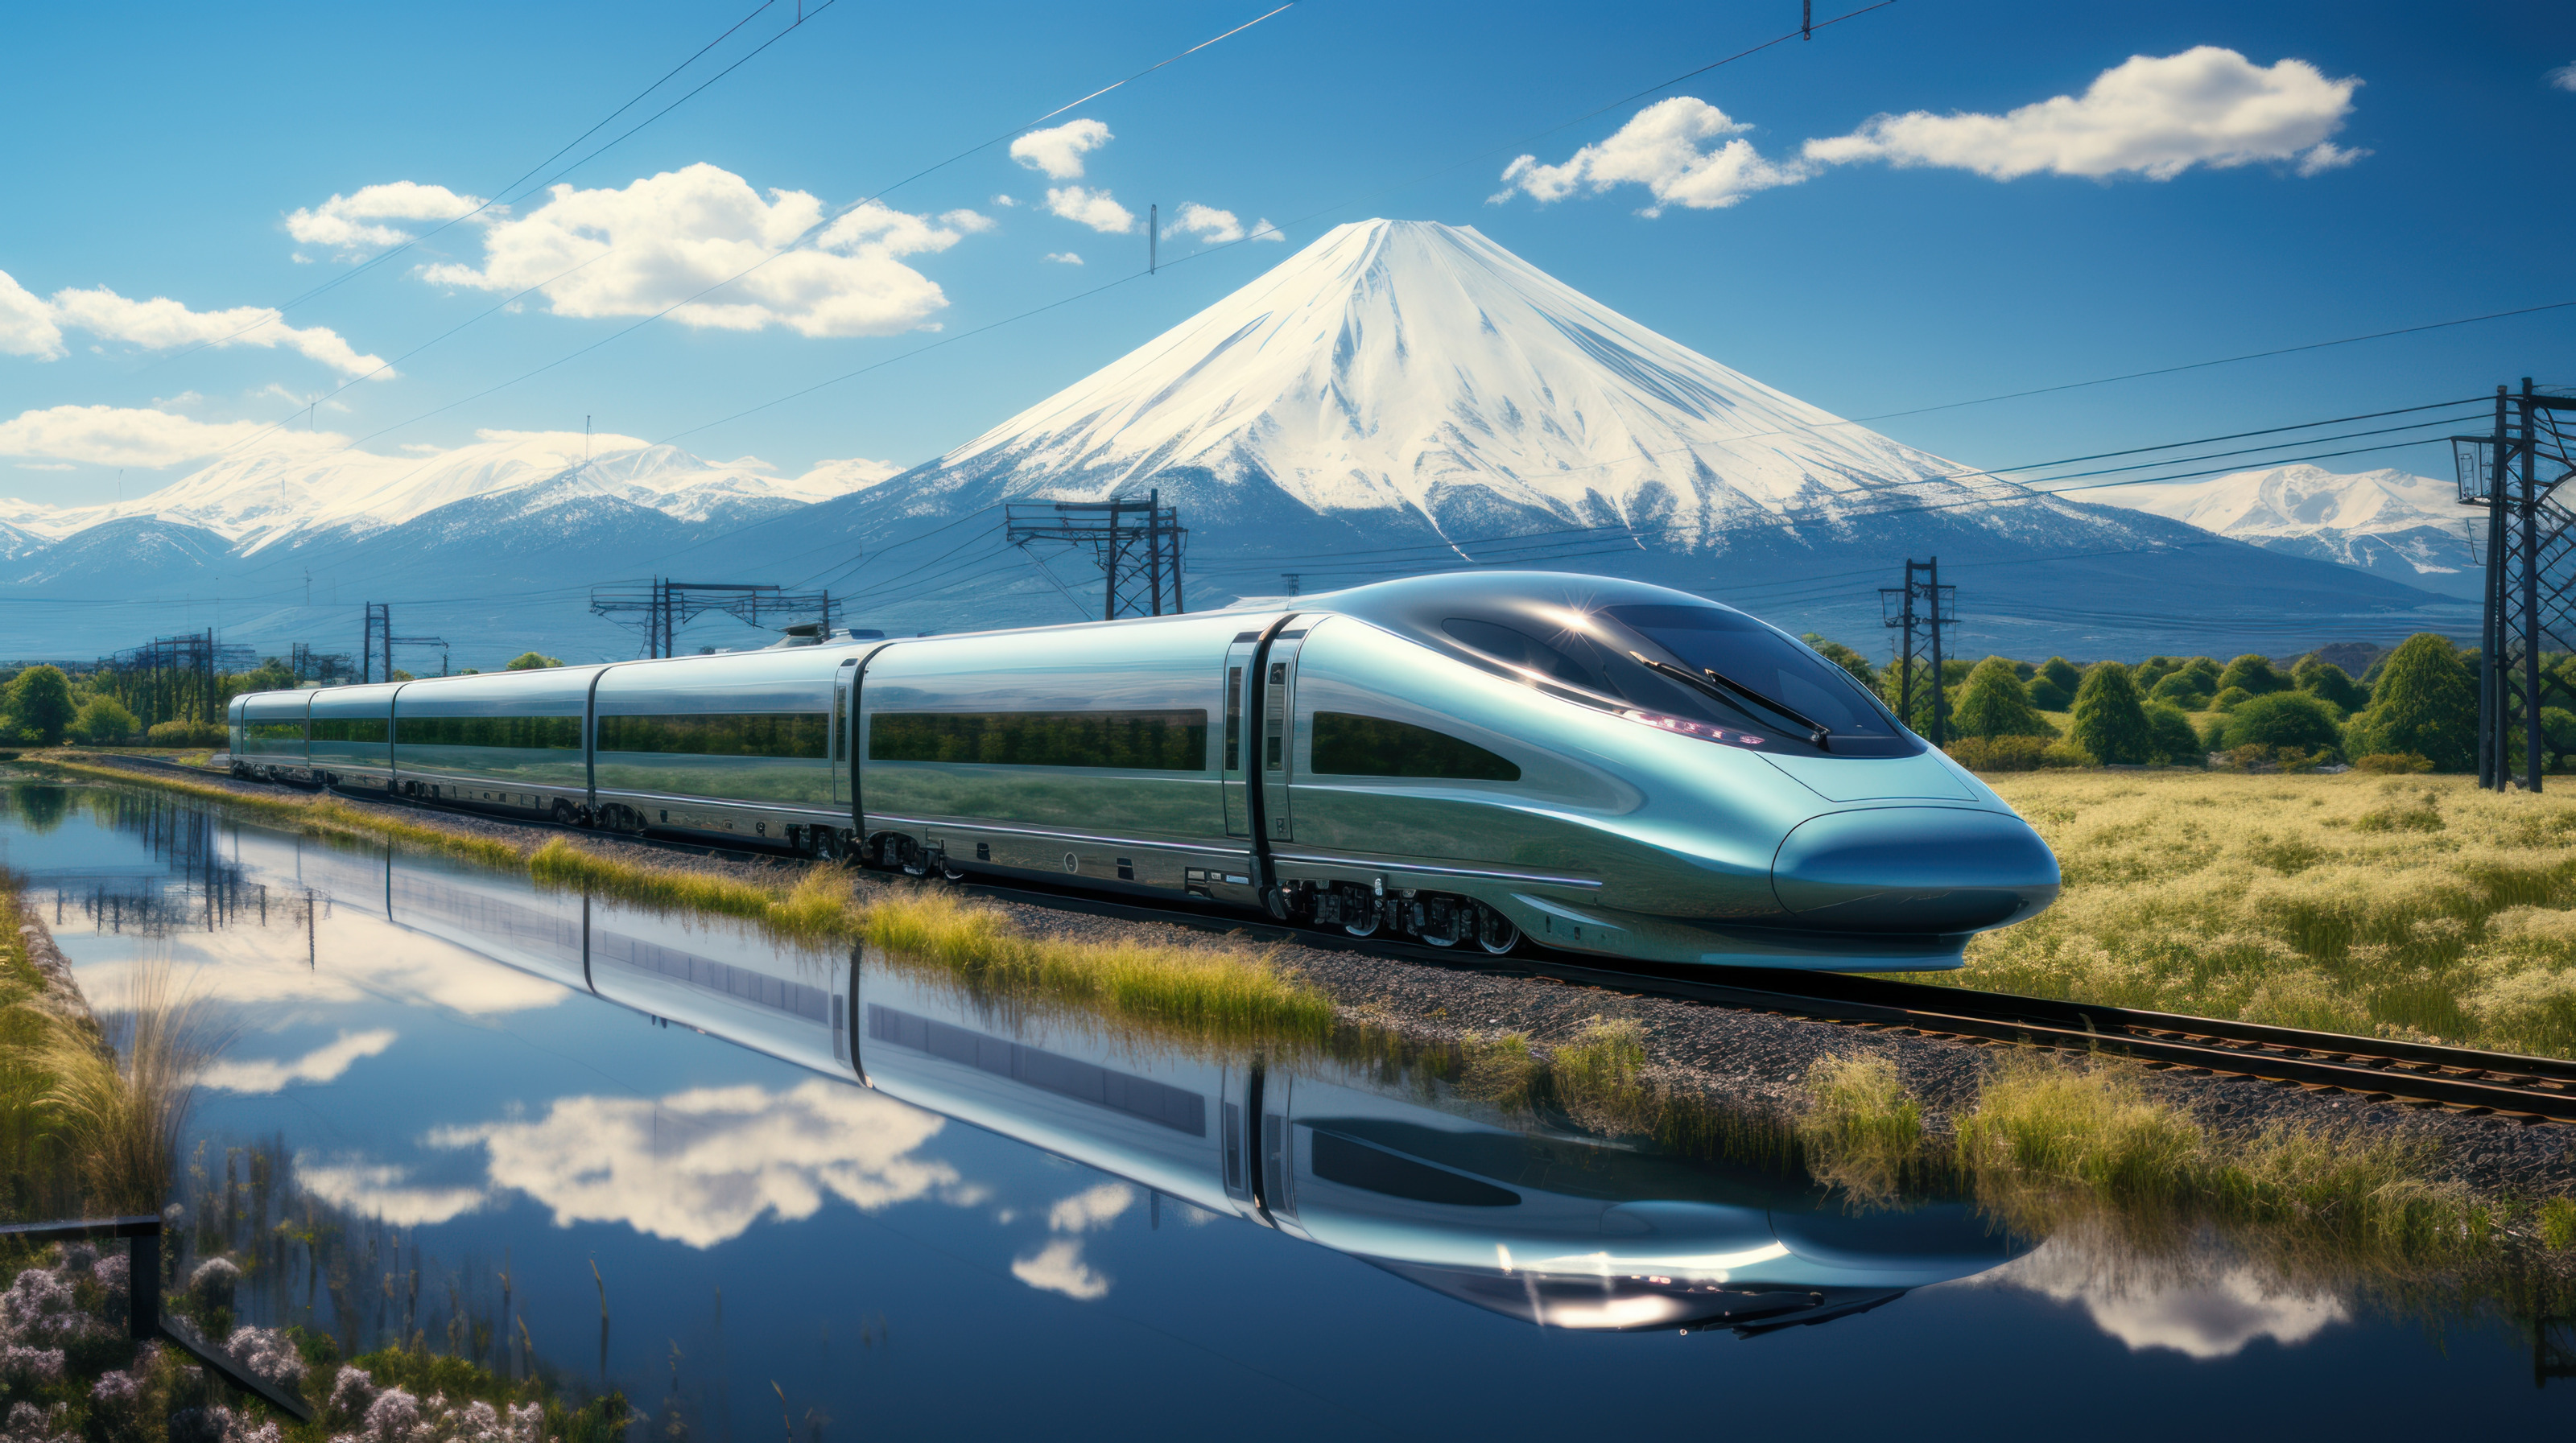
[5,778,2568,1436]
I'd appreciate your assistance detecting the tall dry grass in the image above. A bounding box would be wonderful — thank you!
[30,959,236,1215]
[1956,772,2576,1055]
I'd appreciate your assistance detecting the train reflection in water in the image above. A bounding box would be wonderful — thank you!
[282,835,2026,1335]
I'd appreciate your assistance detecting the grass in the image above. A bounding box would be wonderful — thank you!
[18,958,236,1218]
[1794,1047,2505,1270]
[1950,771,2576,1057]
[0,876,84,1222]
[31,753,1335,1053]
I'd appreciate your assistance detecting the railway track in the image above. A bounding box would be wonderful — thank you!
[71,752,2576,1126]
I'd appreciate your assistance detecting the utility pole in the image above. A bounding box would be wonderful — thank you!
[1880,558,1957,745]
[1281,572,1300,597]
[363,604,392,685]
[2454,378,2576,793]
[1150,204,1158,274]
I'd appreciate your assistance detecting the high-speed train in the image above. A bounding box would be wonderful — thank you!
[228,571,2059,971]
[279,831,2025,1333]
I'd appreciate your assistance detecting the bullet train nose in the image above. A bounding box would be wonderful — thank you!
[1771,806,2060,934]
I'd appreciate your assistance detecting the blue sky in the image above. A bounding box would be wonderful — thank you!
[2,0,2570,509]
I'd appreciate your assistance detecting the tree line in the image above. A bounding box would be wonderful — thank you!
[0,650,564,748]
[1800,632,2493,772]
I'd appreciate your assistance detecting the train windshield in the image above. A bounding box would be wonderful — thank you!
[1599,604,1908,752]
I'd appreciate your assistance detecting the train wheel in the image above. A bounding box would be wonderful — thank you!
[551,799,576,826]
[1343,902,1382,938]
[1477,908,1522,955]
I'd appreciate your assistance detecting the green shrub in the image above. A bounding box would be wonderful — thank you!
[1800,633,1876,689]
[505,651,563,670]
[2344,634,2476,771]
[2294,658,2370,713]
[2071,662,2155,764]
[2219,691,2347,758]
[2148,670,2216,709]
[66,695,140,745]
[2027,656,2081,711]
[1952,657,2058,739]
[2041,740,2093,768]
[1945,735,2053,772]
[2219,653,2288,696]
[2144,701,2205,765]
[2213,685,2253,713]
[147,719,226,748]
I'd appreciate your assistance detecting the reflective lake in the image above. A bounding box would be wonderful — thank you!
[6,777,2570,1435]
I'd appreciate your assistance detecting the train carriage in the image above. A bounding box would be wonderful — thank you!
[226,571,2061,971]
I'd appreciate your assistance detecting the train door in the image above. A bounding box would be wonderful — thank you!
[832,657,859,809]
[1261,632,1307,843]
[1220,635,1261,837]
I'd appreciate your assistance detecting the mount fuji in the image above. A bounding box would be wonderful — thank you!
[699,219,2464,658]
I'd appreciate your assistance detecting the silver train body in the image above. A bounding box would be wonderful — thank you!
[229,571,2059,970]
[289,838,2023,1332]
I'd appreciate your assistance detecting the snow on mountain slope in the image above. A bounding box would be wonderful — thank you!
[902,218,2107,550]
[2,433,902,551]
[2103,464,2480,596]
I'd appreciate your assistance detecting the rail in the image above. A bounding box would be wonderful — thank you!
[0,1214,315,1420]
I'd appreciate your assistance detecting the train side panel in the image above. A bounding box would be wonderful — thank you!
[390,668,602,818]
[590,647,852,846]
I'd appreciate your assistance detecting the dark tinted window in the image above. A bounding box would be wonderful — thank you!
[310,719,388,744]
[869,710,1208,771]
[1310,1132,1519,1207]
[598,713,828,759]
[398,715,582,749]
[1441,617,1608,691]
[1311,712,1520,781]
[1603,604,1894,739]
[245,722,305,740]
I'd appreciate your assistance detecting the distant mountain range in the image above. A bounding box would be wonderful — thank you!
[0,221,2470,666]
[2100,464,2480,600]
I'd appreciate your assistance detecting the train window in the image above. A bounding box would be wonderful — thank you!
[1600,604,1900,744]
[1310,713,1520,781]
[597,713,829,758]
[244,722,306,740]
[869,710,1210,771]
[1224,666,1242,772]
[398,715,584,749]
[1309,1131,1519,1207]
[309,719,389,744]
[1440,617,1606,691]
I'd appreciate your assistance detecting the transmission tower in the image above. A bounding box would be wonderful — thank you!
[99,630,253,726]
[1005,489,1186,620]
[361,604,392,684]
[2455,378,2576,792]
[589,579,836,658]
[1880,557,1957,745]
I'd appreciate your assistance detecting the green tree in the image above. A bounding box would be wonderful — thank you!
[2213,686,2252,713]
[2070,661,2155,765]
[2217,653,2286,695]
[2293,658,2368,715]
[1951,657,2057,739]
[2344,633,2476,771]
[2027,657,2082,711]
[505,652,563,670]
[240,657,296,692]
[67,695,140,745]
[2219,691,2345,758]
[2144,701,2205,766]
[6,665,75,744]
[2134,655,2184,691]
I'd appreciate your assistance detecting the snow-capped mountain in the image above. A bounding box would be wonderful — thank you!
[730,219,2457,656]
[2101,464,2480,598]
[0,433,901,553]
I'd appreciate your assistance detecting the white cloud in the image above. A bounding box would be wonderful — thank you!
[1494,97,1814,215]
[1167,204,1242,243]
[2549,62,2576,93]
[47,286,390,376]
[1011,1239,1109,1300]
[991,193,1018,207]
[298,1160,489,1227]
[285,181,487,260]
[1804,47,2364,180]
[0,270,64,360]
[1042,251,1083,266]
[1010,118,1113,179]
[1044,185,1136,234]
[1996,1244,2347,1358]
[200,1028,397,1094]
[14,462,74,472]
[0,404,349,468]
[428,1078,971,1248]
[417,163,988,337]
[1046,1182,1134,1233]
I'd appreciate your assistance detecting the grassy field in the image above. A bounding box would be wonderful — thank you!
[1959,771,2576,1058]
